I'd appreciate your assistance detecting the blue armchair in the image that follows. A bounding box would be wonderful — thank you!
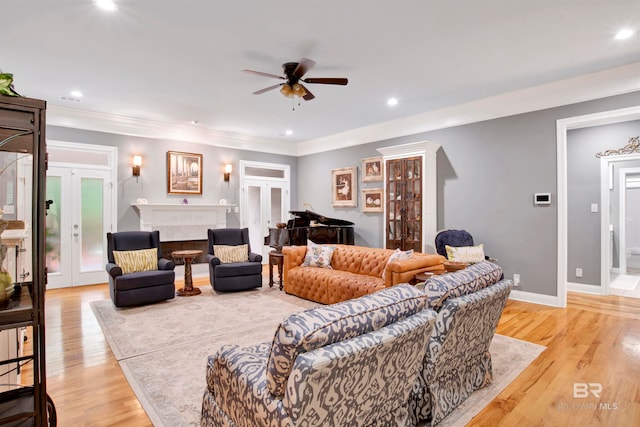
[105,231,175,307]
[207,228,263,292]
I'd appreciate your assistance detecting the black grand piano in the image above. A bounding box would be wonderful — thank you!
[265,210,355,249]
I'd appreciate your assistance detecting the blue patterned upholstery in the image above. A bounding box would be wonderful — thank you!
[410,279,513,425]
[423,261,503,309]
[201,285,438,427]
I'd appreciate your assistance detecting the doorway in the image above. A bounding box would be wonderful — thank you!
[557,105,640,307]
[45,142,117,288]
[609,166,640,298]
[239,161,290,260]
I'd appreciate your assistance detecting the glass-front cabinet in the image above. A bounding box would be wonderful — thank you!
[0,95,50,425]
[386,156,422,252]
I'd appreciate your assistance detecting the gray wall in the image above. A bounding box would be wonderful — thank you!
[47,126,298,232]
[47,90,640,298]
[567,121,640,285]
[298,90,640,297]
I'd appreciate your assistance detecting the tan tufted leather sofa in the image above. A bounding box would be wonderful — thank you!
[282,244,446,304]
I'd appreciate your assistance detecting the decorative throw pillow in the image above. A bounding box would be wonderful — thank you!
[446,244,485,263]
[382,248,413,277]
[113,248,157,274]
[302,240,335,268]
[214,244,249,263]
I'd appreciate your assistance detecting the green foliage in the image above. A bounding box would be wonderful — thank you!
[0,73,21,97]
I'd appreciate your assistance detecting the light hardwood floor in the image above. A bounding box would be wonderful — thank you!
[38,276,640,426]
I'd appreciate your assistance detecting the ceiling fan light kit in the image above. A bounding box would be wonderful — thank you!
[244,58,348,107]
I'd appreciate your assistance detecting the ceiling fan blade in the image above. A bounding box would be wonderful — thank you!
[293,58,316,79]
[303,77,348,85]
[301,84,315,101]
[243,69,285,80]
[253,83,283,95]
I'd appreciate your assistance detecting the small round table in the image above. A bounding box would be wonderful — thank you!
[172,249,203,296]
[268,251,284,290]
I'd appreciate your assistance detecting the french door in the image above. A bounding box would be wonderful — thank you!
[46,166,112,288]
[240,161,291,260]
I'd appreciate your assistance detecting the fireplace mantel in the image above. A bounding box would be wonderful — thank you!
[132,203,234,242]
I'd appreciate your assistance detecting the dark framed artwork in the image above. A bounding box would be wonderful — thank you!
[167,151,203,195]
[332,166,357,207]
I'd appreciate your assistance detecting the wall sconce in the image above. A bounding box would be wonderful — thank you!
[224,163,232,185]
[132,155,142,181]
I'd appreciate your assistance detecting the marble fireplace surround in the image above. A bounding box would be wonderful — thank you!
[132,203,234,263]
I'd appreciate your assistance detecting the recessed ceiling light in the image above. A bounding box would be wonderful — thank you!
[190,120,200,125]
[387,98,398,106]
[95,0,117,11]
[285,129,293,136]
[614,28,635,40]
[70,90,83,98]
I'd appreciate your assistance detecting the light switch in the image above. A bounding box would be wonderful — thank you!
[591,203,598,213]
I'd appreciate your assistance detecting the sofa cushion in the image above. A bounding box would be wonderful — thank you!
[214,244,249,263]
[445,244,485,263]
[302,240,336,268]
[357,247,397,278]
[112,248,157,274]
[214,261,262,278]
[423,261,503,309]
[266,284,428,396]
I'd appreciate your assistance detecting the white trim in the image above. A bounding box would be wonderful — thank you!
[567,282,603,295]
[612,164,640,277]
[47,63,640,158]
[557,105,640,307]
[509,290,561,307]
[47,105,293,156]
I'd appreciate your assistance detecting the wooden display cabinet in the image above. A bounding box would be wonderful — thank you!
[0,95,52,425]
[385,156,422,252]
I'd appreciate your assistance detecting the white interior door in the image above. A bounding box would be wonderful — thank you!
[46,166,112,288]
[240,161,291,260]
[244,180,288,259]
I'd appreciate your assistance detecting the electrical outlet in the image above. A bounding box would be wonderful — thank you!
[576,268,583,278]
[513,274,520,287]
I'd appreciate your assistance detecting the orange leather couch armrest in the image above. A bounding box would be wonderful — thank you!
[282,245,307,283]
[384,254,446,286]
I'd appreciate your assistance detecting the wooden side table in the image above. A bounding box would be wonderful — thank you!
[172,249,203,296]
[268,251,284,290]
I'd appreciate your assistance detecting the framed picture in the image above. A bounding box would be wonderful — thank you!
[362,188,384,213]
[331,166,357,207]
[167,151,203,195]
[362,156,383,182]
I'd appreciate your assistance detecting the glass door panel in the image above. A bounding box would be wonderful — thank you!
[80,177,104,272]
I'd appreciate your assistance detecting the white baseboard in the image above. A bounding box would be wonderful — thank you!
[567,282,604,295]
[508,290,562,307]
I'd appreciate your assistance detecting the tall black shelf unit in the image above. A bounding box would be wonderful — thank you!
[0,95,50,425]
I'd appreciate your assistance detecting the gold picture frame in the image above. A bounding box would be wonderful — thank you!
[362,156,383,182]
[167,151,203,195]
[331,166,357,207]
[362,188,384,213]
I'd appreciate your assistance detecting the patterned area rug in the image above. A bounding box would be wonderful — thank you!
[90,285,545,426]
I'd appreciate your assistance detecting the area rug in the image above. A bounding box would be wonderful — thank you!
[91,286,545,426]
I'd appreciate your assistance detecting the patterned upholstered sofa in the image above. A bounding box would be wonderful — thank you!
[410,261,513,426]
[201,285,438,427]
[282,244,445,304]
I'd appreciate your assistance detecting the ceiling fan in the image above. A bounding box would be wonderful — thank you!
[243,58,348,101]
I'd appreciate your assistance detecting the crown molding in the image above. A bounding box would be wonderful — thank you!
[47,62,640,157]
[296,62,640,156]
[46,105,294,155]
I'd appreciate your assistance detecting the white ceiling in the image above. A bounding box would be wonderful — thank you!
[2,0,640,155]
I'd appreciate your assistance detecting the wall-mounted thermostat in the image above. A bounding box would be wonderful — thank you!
[534,193,551,205]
